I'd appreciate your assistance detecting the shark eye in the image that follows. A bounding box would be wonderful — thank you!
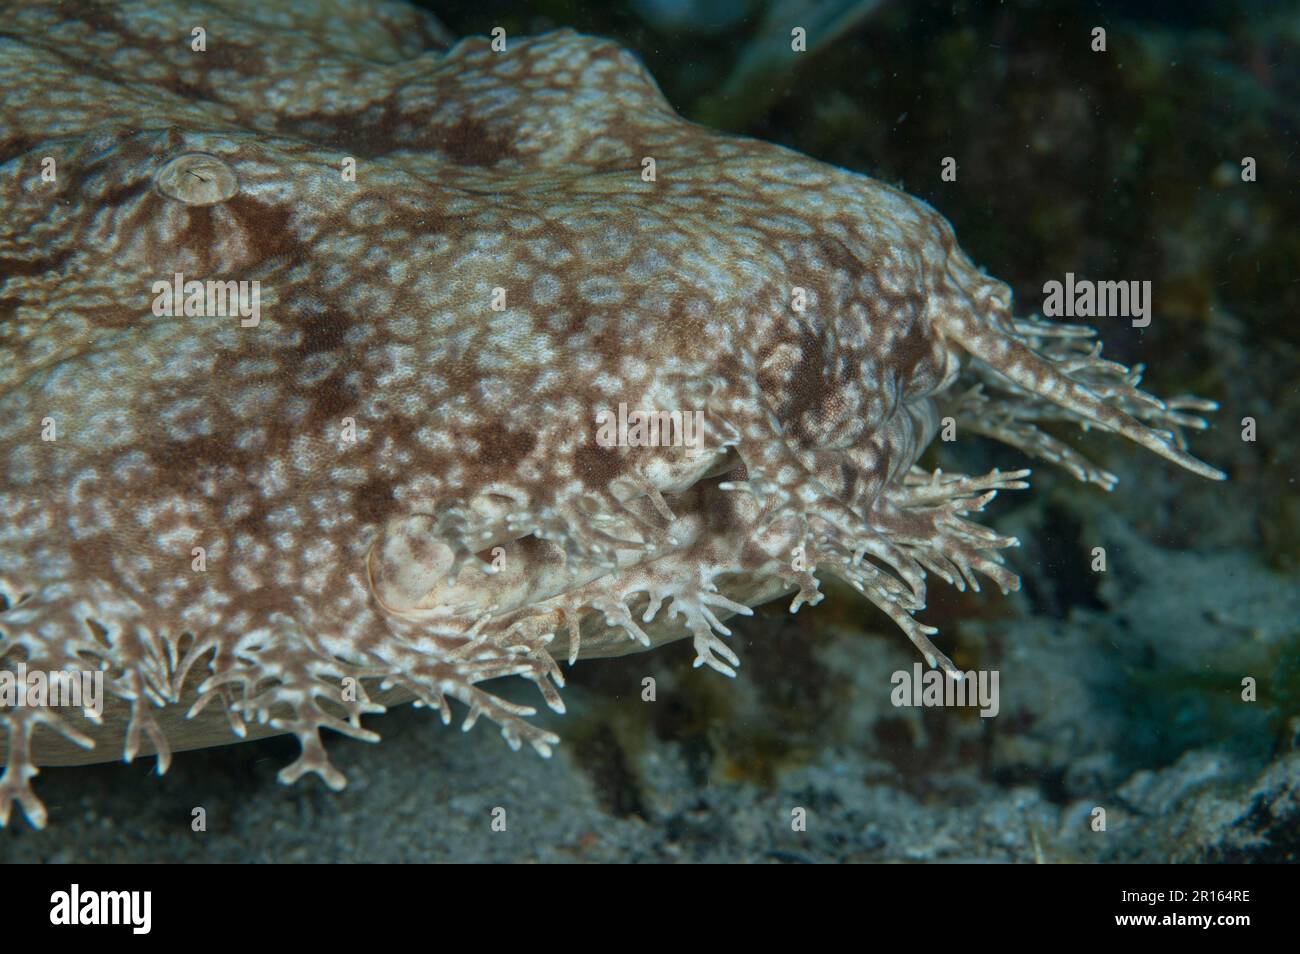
[155,152,239,206]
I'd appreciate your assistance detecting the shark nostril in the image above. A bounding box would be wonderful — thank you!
[155,152,239,206]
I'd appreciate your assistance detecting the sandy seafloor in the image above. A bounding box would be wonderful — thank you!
[3,1,1299,861]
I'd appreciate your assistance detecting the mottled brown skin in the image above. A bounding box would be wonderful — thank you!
[0,0,1221,827]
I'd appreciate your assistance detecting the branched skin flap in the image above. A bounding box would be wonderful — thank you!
[0,0,1222,828]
